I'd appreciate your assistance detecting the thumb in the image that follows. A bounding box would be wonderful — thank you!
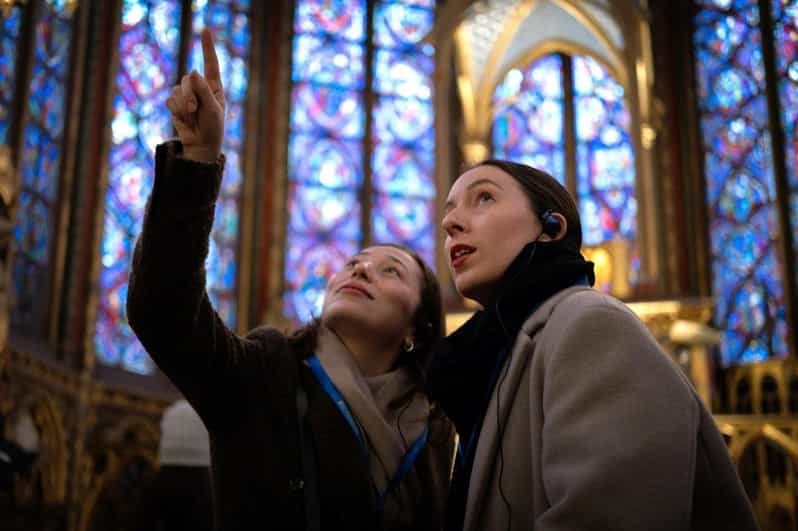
[189,70,219,109]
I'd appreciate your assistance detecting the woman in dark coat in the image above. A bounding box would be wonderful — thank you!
[126,29,455,531]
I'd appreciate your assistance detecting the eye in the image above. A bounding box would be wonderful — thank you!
[384,265,401,277]
[344,259,358,269]
[477,191,494,204]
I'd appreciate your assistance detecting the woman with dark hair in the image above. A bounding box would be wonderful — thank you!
[430,159,758,531]
[126,29,455,531]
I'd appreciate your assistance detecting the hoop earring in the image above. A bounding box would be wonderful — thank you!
[402,338,415,353]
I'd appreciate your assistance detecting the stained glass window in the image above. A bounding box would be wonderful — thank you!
[371,2,436,267]
[492,52,637,291]
[493,54,566,182]
[12,0,76,335]
[573,56,636,247]
[0,5,22,144]
[774,0,798,267]
[95,0,184,374]
[286,0,366,321]
[95,0,251,374]
[694,0,789,365]
[286,0,436,322]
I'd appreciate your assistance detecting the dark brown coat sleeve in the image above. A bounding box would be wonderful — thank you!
[126,141,276,429]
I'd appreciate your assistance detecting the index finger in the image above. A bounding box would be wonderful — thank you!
[201,28,222,89]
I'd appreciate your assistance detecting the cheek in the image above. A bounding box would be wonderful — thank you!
[386,286,419,319]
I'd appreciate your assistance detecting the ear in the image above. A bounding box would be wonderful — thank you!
[538,212,568,242]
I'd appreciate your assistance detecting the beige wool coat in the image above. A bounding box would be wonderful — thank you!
[462,285,758,531]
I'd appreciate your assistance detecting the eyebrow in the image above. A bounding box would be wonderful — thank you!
[443,178,504,212]
[356,251,410,271]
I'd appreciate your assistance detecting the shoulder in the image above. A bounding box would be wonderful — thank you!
[242,325,306,368]
[245,325,288,344]
[534,289,680,376]
[544,289,647,338]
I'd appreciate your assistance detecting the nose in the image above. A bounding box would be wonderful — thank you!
[442,208,465,237]
[351,260,372,281]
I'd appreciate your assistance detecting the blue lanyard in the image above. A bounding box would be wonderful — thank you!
[307,355,368,452]
[377,425,428,510]
[307,354,429,506]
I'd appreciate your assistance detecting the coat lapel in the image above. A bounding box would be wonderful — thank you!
[462,286,592,531]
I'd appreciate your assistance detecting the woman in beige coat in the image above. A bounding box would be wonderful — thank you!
[429,159,758,531]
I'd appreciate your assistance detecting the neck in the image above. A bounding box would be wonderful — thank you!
[329,327,400,377]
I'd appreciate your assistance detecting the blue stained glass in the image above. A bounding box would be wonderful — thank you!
[291,83,365,138]
[12,1,75,335]
[371,194,435,264]
[295,0,366,42]
[292,34,365,88]
[0,5,22,144]
[286,0,436,320]
[373,2,435,48]
[289,184,361,237]
[370,1,435,271]
[187,0,251,327]
[492,54,566,183]
[289,135,363,188]
[95,0,183,374]
[373,49,433,98]
[284,239,359,322]
[398,0,434,6]
[573,55,636,247]
[695,0,789,365]
[373,96,434,145]
[773,0,798,274]
[372,144,435,199]
[286,0,367,319]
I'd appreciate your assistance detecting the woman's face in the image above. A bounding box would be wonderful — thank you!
[442,165,542,305]
[322,245,423,344]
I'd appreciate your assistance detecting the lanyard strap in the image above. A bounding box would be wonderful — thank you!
[377,425,428,509]
[307,354,368,452]
[307,355,429,506]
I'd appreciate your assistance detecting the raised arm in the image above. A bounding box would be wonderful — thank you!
[126,30,269,429]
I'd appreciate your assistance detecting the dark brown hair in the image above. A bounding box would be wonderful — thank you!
[473,159,583,252]
[288,243,444,382]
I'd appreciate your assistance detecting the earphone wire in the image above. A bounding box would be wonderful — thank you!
[491,236,540,531]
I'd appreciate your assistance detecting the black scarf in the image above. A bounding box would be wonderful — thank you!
[427,241,595,531]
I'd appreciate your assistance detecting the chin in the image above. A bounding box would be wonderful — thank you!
[453,276,479,303]
[454,273,494,306]
[324,299,372,326]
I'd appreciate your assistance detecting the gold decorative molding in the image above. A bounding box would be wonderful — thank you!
[714,414,798,525]
[0,144,19,353]
[24,392,69,504]
[7,348,83,396]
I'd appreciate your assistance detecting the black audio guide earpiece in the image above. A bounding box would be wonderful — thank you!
[540,209,562,238]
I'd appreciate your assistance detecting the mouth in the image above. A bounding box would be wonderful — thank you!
[450,244,476,269]
[337,283,374,299]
